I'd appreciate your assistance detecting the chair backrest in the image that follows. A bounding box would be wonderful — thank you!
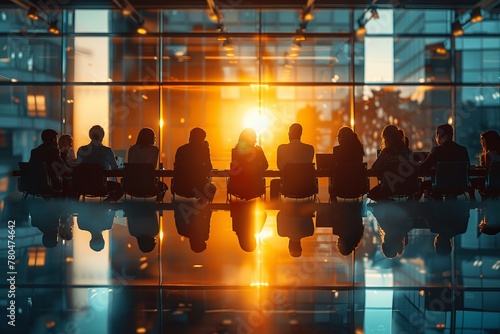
[432,161,469,196]
[281,163,318,198]
[172,163,210,198]
[381,160,421,197]
[331,162,369,199]
[227,165,266,201]
[18,162,54,196]
[122,163,158,197]
[485,162,500,196]
[72,163,108,197]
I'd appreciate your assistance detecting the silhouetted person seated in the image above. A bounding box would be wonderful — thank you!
[369,125,417,202]
[229,128,268,200]
[174,201,212,253]
[472,130,500,199]
[76,125,123,202]
[271,123,315,198]
[230,202,266,252]
[419,124,470,200]
[125,202,159,253]
[30,129,68,194]
[76,203,115,252]
[277,203,315,257]
[173,127,216,202]
[128,127,168,203]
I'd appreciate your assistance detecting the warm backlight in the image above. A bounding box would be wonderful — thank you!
[243,108,270,136]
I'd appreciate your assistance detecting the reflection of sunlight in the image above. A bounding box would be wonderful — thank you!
[255,225,274,241]
[243,108,270,136]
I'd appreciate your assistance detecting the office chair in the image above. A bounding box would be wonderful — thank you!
[18,162,57,199]
[122,163,159,201]
[72,163,109,201]
[171,163,213,202]
[330,162,369,202]
[279,163,318,201]
[432,161,470,200]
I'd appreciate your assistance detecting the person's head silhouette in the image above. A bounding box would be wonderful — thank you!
[89,233,105,252]
[42,230,58,248]
[189,127,207,144]
[381,238,404,259]
[89,125,105,143]
[189,238,207,253]
[288,240,302,257]
[137,236,156,253]
[434,235,452,255]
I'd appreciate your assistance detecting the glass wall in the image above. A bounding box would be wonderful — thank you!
[0,7,499,197]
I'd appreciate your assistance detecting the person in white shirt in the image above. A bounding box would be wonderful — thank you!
[276,123,315,171]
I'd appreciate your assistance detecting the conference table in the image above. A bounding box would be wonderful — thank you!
[11,167,488,178]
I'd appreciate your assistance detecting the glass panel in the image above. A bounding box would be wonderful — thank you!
[394,10,451,34]
[262,9,351,33]
[0,8,63,34]
[456,86,500,164]
[160,85,351,170]
[109,10,159,33]
[266,38,351,83]
[163,37,257,82]
[354,85,452,165]
[456,37,500,84]
[108,86,160,156]
[0,36,62,82]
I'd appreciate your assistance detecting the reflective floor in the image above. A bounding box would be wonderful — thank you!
[1,194,500,334]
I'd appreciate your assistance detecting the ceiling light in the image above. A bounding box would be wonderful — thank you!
[355,25,366,41]
[471,7,482,23]
[122,6,132,16]
[451,21,463,36]
[136,20,147,35]
[48,20,59,34]
[27,6,39,20]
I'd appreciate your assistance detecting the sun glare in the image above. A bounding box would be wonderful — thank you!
[243,108,270,136]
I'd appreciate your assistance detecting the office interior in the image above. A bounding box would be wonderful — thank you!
[0,0,500,333]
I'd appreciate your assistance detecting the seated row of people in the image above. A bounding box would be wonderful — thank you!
[26,122,500,202]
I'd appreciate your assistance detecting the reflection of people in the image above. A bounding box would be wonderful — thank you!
[316,202,364,256]
[76,203,115,252]
[230,202,266,252]
[125,202,159,253]
[29,200,64,248]
[173,127,215,201]
[229,128,268,200]
[174,201,212,253]
[30,129,66,192]
[276,203,315,257]
[421,201,470,255]
[372,202,415,259]
[479,200,500,235]
[128,128,168,203]
[76,125,122,202]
